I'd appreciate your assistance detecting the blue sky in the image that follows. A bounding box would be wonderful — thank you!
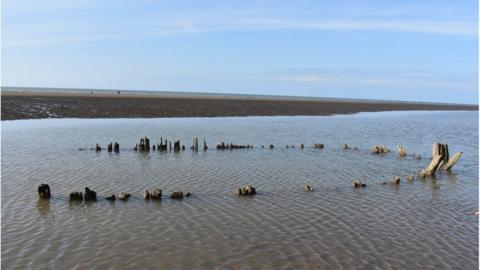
[2,0,478,103]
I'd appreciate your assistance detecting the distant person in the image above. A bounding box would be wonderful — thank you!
[90,90,93,94]
[117,90,120,95]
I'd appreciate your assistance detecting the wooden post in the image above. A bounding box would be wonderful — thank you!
[37,183,51,199]
[96,144,101,151]
[114,142,119,153]
[424,143,462,175]
[203,138,208,151]
[425,152,444,176]
[443,152,463,170]
[397,145,407,156]
[174,140,181,152]
[108,143,113,152]
[84,187,97,201]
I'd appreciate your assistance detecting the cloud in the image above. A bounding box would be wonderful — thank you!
[263,70,476,91]
[4,15,477,48]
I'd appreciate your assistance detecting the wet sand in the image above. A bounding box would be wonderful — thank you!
[1,90,477,120]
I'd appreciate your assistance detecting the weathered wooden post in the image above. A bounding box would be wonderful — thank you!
[169,141,172,151]
[170,191,184,199]
[391,176,400,184]
[145,137,150,151]
[371,145,388,154]
[203,138,208,151]
[37,183,51,199]
[143,190,151,199]
[114,142,119,153]
[151,188,162,200]
[84,187,97,201]
[420,143,463,177]
[118,192,131,201]
[397,145,407,157]
[69,192,83,201]
[352,180,366,188]
[174,140,181,152]
[314,143,324,149]
[96,144,101,151]
[108,143,113,152]
[443,152,463,170]
[235,185,256,196]
[300,144,304,149]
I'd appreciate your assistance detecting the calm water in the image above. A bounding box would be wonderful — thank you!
[2,111,478,269]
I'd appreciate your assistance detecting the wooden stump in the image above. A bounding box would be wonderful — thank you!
[371,145,388,154]
[108,143,113,152]
[442,152,463,171]
[170,191,184,199]
[69,192,83,201]
[114,142,120,153]
[37,183,51,199]
[151,188,162,200]
[304,184,314,192]
[391,176,400,185]
[118,192,130,201]
[424,143,462,176]
[397,145,407,156]
[84,187,97,201]
[143,190,151,199]
[352,180,366,188]
[314,143,324,149]
[235,186,256,196]
[174,140,181,152]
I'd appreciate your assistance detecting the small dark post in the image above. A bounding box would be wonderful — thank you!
[145,137,150,151]
[84,187,97,201]
[114,142,119,153]
[174,140,181,152]
[108,143,113,152]
[203,139,208,151]
[96,144,101,151]
[37,183,51,199]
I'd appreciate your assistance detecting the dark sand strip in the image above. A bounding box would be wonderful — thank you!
[1,91,477,120]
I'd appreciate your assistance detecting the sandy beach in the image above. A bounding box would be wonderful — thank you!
[1,89,477,120]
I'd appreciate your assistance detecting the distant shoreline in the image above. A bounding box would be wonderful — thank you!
[1,88,477,120]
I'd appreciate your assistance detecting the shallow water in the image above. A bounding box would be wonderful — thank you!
[2,111,478,269]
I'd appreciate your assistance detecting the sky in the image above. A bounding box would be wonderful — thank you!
[1,0,479,103]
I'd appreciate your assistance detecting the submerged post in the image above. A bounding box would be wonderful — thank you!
[37,183,51,199]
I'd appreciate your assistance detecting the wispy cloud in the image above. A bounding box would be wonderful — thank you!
[4,16,477,48]
[262,70,476,90]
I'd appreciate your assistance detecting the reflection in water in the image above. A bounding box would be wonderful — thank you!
[36,199,50,215]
